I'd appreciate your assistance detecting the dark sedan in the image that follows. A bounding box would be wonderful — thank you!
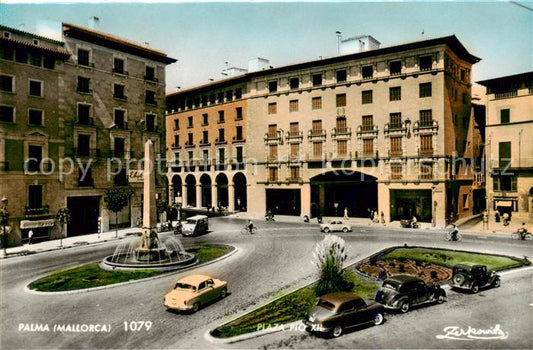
[304,292,385,337]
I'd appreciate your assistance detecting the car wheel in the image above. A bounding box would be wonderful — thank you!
[492,279,501,288]
[471,284,479,294]
[332,325,343,338]
[323,227,330,233]
[220,287,227,298]
[453,274,465,285]
[192,302,200,313]
[436,294,445,304]
[399,300,410,313]
[374,313,384,326]
[342,227,348,233]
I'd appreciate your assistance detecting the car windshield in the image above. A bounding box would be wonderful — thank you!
[382,281,399,291]
[175,283,196,291]
[185,219,197,224]
[316,299,335,310]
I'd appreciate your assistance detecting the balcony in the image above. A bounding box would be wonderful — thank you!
[231,157,246,170]
[331,127,352,140]
[413,120,438,133]
[357,124,378,137]
[355,150,379,160]
[307,129,326,141]
[388,149,403,157]
[494,90,517,100]
[287,177,303,184]
[232,136,245,143]
[215,137,227,145]
[199,140,210,147]
[384,122,408,136]
[25,205,50,218]
[286,131,303,143]
[76,117,94,126]
[264,130,283,144]
[113,121,128,130]
[184,141,195,148]
[144,125,159,133]
[171,143,181,149]
[72,148,101,158]
[418,148,434,156]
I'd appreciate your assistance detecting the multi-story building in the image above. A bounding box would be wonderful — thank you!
[0,23,176,245]
[478,72,533,219]
[166,35,481,226]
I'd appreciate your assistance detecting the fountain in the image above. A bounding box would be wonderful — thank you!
[100,140,197,272]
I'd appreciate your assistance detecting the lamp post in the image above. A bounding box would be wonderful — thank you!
[334,202,339,217]
[176,192,183,222]
[1,195,9,258]
[431,186,437,227]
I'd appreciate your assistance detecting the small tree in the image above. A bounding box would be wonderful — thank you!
[56,207,71,248]
[156,198,169,223]
[104,187,134,238]
[312,234,353,296]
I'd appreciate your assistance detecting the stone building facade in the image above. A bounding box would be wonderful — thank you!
[478,72,533,219]
[0,23,175,245]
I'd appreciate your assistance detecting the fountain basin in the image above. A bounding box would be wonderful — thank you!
[100,252,197,272]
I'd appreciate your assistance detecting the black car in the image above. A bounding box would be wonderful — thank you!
[450,264,500,293]
[375,275,446,313]
[304,292,385,337]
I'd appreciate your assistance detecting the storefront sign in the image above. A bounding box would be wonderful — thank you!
[128,170,144,183]
[20,219,55,229]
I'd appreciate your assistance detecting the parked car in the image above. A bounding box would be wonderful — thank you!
[450,264,500,293]
[320,220,352,233]
[375,275,446,313]
[164,274,227,313]
[304,292,385,337]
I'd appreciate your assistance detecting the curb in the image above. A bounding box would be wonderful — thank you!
[24,245,239,295]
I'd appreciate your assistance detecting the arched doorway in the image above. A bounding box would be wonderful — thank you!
[310,171,377,217]
[215,173,229,208]
[185,174,196,207]
[172,175,182,200]
[200,174,212,208]
[233,172,247,211]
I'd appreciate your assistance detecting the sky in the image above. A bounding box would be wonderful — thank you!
[1,1,532,93]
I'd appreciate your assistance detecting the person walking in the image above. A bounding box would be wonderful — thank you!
[28,229,34,245]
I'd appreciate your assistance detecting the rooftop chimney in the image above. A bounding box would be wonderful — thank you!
[88,16,100,30]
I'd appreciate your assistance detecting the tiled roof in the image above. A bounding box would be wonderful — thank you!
[0,36,71,59]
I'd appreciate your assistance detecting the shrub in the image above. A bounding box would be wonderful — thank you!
[312,234,353,296]
[430,271,438,280]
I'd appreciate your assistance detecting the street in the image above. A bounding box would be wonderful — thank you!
[1,218,532,349]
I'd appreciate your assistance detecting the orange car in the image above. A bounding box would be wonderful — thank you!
[164,274,228,312]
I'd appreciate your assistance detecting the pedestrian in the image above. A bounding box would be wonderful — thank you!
[380,211,385,224]
[28,229,33,245]
[370,209,375,223]
[495,211,500,223]
[343,207,348,220]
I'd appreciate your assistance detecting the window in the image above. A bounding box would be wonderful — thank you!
[199,131,207,145]
[209,94,216,104]
[268,124,277,137]
[462,193,469,209]
[16,49,28,64]
[218,148,225,163]
[113,169,127,187]
[145,114,156,132]
[145,90,156,105]
[289,77,299,90]
[269,167,278,182]
[28,109,43,126]
[268,80,278,93]
[217,92,224,103]
[494,174,517,192]
[236,126,243,140]
[28,53,41,67]
[235,88,242,99]
[28,185,43,209]
[27,145,42,172]
[390,113,402,129]
[336,69,347,82]
[289,100,299,112]
[174,119,179,130]
[336,93,346,107]
[337,140,347,156]
[420,135,433,155]
[77,134,91,156]
[389,60,402,75]
[201,96,207,106]
[389,87,401,101]
[419,110,433,127]
[113,58,125,74]
[362,65,373,79]
[290,143,299,159]
[29,80,42,97]
[77,48,90,66]
[174,152,180,163]
[290,166,300,180]
[500,109,510,124]
[362,115,373,131]
[312,120,322,134]
[235,107,242,120]
[462,93,467,104]
[390,136,402,156]
[420,162,433,179]
[419,82,432,98]
[173,135,180,147]
[77,77,90,93]
[499,142,511,168]
[363,139,374,156]
[187,116,193,128]
[336,117,347,132]
[391,164,402,179]
[312,97,322,110]
[419,55,432,71]
[0,46,14,60]
[114,109,126,129]
[460,69,466,82]
[218,129,225,142]
[289,122,299,135]
[362,90,373,104]
[77,104,92,125]
[268,102,277,115]
[202,149,209,164]
[114,137,125,157]
[0,75,13,92]
[0,106,14,123]
[202,113,209,125]
[3,31,10,38]
[313,142,323,158]
[145,66,156,81]
[226,90,233,101]
[187,133,193,145]
[236,146,243,163]
[312,73,323,86]
[269,144,277,161]
[43,57,55,70]
[218,110,225,123]
[113,84,125,99]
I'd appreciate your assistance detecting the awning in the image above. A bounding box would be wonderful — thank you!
[495,201,513,207]
[20,219,55,229]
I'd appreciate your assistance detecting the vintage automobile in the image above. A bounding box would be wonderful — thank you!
[304,292,385,337]
[320,220,352,233]
[164,274,227,313]
[181,215,209,236]
[450,264,500,293]
[375,274,446,313]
